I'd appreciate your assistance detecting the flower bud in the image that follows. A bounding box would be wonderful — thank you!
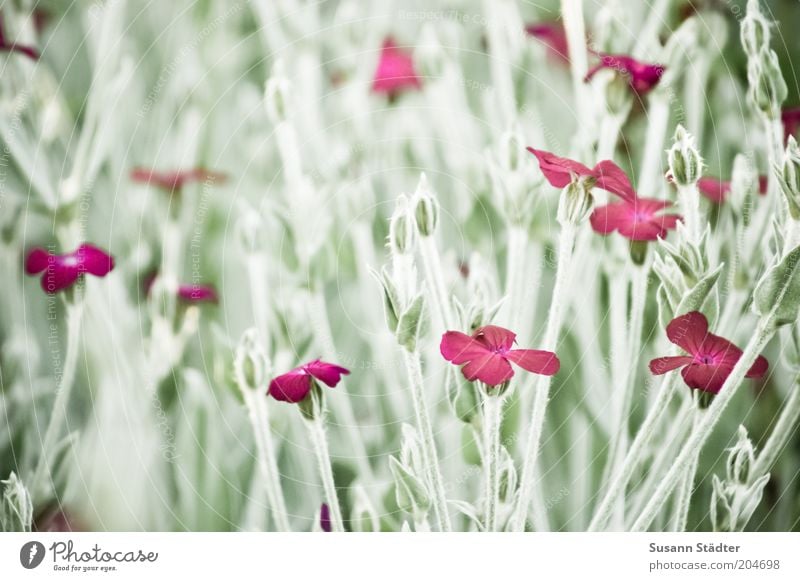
[740,0,771,57]
[667,125,703,187]
[265,64,291,124]
[710,474,732,532]
[748,50,787,119]
[1,473,33,532]
[447,375,480,424]
[233,328,270,393]
[412,174,440,237]
[726,426,755,486]
[389,195,416,255]
[730,154,758,225]
[557,178,594,226]
[778,136,800,219]
[389,456,431,517]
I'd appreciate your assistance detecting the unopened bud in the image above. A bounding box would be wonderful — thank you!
[447,375,480,423]
[730,154,758,225]
[779,136,800,219]
[233,329,269,392]
[667,125,703,186]
[557,178,594,226]
[389,195,416,255]
[740,0,771,57]
[726,426,754,486]
[412,174,440,237]
[265,64,291,124]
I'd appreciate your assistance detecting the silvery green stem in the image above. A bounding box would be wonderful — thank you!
[597,113,624,161]
[510,223,578,531]
[418,235,454,331]
[161,214,182,320]
[402,351,452,531]
[637,96,670,198]
[588,372,679,531]
[31,301,84,501]
[561,0,590,130]
[241,389,290,531]
[677,184,703,243]
[306,416,344,532]
[752,383,800,478]
[246,254,271,355]
[631,320,775,531]
[308,291,374,480]
[632,0,671,57]
[685,56,711,144]
[673,400,702,532]
[482,0,517,126]
[482,392,503,532]
[501,225,528,327]
[764,117,785,200]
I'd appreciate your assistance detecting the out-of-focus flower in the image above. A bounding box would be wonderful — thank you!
[268,359,350,404]
[372,37,421,96]
[782,106,800,143]
[590,197,681,241]
[0,15,39,60]
[527,148,636,201]
[525,22,569,64]
[25,244,114,294]
[144,273,218,304]
[320,503,332,532]
[697,176,768,203]
[440,325,559,387]
[585,53,665,95]
[649,311,768,394]
[130,167,227,193]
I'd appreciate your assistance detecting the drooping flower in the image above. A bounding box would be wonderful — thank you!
[527,148,636,201]
[590,196,681,241]
[143,273,218,304]
[0,15,39,60]
[525,22,569,64]
[697,175,768,203]
[372,37,421,96]
[440,325,559,387]
[649,311,768,394]
[268,359,350,404]
[130,167,226,193]
[320,503,332,532]
[25,244,115,294]
[585,53,665,95]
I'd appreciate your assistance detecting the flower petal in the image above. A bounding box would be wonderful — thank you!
[441,331,490,364]
[76,244,115,277]
[746,355,769,379]
[40,262,80,294]
[461,353,514,386]
[593,160,636,202]
[268,370,312,403]
[666,311,709,355]
[697,177,730,203]
[649,356,693,375]
[527,147,594,188]
[178,284,218,303]
[681,362,733,394]
[589,203,632,235]
[506,349,560,376]
[25,248,50,274]
[304,359,350,388]
[473,325,516,352]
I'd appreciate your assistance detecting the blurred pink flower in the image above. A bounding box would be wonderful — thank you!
[525,22,569,64]
[528,148,637,201]
[697,176,768,204]
[25,244,114,294]
[440,325,559,387]
[372,37,421,96]
[143,273,218,304]
[782,106,800,143]
[130,167,226,193]
[649,311,768,394]
[0,14,38,60]
[585,53,664,95]
[268,359,350,404]
[320,503,332,532]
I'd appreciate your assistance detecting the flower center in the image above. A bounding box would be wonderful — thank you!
[697,354,715,365]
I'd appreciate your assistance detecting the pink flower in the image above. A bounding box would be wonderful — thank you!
[143,273,218,304]
[130,167,226,193]
[372,37,421,96]
[320,503,332,532]
[440,325,560,387]
[525,22,569,64]
[697,176,768,204]
[527,148,637,201]
[0,15,38,60]
[649,311,768,394]
[268,359,350,404]
[782,106,800,143]
[585,53,665,95]
[590,197,681,241]
[25,244,114,294]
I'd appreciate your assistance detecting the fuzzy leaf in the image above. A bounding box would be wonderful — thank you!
[396,292,425,351]
[753,244,800,326]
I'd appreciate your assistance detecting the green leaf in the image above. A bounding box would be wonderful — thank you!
[675,264,723,318]
[396,293,425,351]
[753,244,800,326]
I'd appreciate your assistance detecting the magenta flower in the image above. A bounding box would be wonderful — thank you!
[590,196,681,241]
[130,167,226,193]
[143,273,218,304]
[0,15,39,60]
[25,244,114,294]
[440,325,559,387]
[268,359,350,404]
[528,148,637,201]
[320,503,332,532]
[697,176,768,204]
[372,37,421,96]
[525,22,569,64]
[585,53,665,95]
[649,311,768,394]
[782,106,800,143]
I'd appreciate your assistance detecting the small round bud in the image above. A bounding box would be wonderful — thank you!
[233,329,270,392]
[412,174,440,237]
[726,426,754,486]
[557,178,594,226]
[667,125,703,187]
[389,195,416,255]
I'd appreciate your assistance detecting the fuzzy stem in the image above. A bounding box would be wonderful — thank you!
[482,392,503,532]
[637,95,670,198]
[631,320,775,531]
[501,225,528,328]
[677,183,703,243]
[306,416,344,532]
[31,301,84,500]
[673,399,702,532]
[764,116,784,201]
[509,223,577,531]
[589,372,679,531]
[561,0,590,131]
[246,253,271,355]
[403,350,452,531]
[418,234,454,332]
[242,389,290,532]
[752,382,800,478]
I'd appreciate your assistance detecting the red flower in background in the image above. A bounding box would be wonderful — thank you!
[525,22,569,64]
[585,53,665,95]
[697,176,768,204]
[25,244,114,293]
[0,14,39,60]
[268,360,350,404]
[782,107,800,143]
[320,503,332,532]
[649,311,768,394]
[440,325,559,387]
[372,38,421,96]
[130,168,226,193]
[143,273,218,304]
